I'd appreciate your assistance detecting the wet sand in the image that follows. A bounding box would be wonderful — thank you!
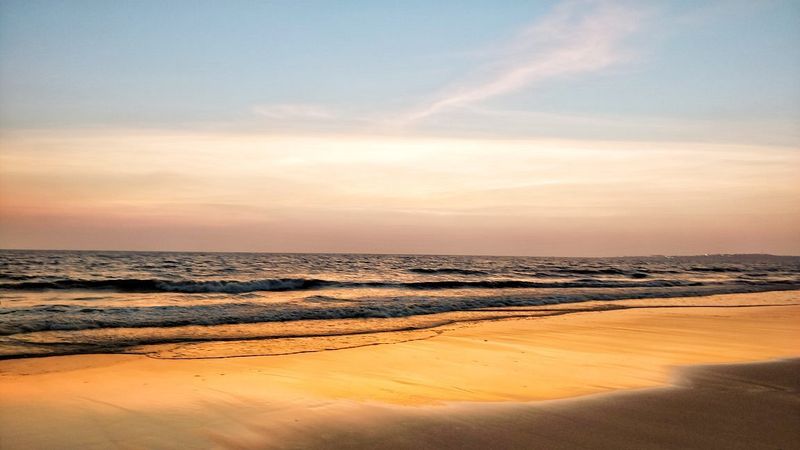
[227,358,800,450]
[1,291,799,449]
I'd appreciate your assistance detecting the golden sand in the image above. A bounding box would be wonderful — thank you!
[1,291,798,449]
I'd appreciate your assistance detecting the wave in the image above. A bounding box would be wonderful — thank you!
[515,268,652,278]
[0,273,40,281]
[688,266,743,272]
[1,283,798,336]
[552,267,627,275]
[399,279,701,289]
[0,278,331,293]
[407,267,489,275]
[0,277,715,294]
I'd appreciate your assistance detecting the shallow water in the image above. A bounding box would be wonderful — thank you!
[1,250,798,358]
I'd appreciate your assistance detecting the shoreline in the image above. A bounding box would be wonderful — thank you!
[1,291,799,448]
[4,286,799,360]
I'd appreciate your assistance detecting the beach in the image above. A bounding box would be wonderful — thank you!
[1,290,798,449]
[3,1,799,448]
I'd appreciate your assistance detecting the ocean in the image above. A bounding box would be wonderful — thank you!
[1,250,798,359]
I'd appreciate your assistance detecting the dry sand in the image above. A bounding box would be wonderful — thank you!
[1,291,799,449]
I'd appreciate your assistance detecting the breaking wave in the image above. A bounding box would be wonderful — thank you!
[2,283,799,336]
[0,278,330,293]
[0,277,738,294]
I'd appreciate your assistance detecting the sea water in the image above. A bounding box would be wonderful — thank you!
[1,250,798,358]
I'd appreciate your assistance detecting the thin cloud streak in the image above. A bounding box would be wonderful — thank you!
[405,0,646,122]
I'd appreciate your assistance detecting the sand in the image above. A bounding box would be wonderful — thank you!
[1,290,799,449]
[231,358,800,450]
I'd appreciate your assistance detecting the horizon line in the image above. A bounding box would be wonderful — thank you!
[0,247,796,259]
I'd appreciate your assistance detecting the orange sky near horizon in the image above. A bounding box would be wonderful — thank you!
[1,129,798,256]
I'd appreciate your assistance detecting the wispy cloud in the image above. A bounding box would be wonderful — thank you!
[405,0,646,122]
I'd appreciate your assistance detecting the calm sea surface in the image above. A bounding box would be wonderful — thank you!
[1,250,798,359]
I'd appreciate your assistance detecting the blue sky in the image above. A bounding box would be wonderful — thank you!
[1,0,798,144]
[1,0,799,255]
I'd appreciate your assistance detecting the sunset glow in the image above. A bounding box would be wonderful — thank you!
[1,129,797,254]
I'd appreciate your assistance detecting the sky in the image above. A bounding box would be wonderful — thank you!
[0,0,798,256]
